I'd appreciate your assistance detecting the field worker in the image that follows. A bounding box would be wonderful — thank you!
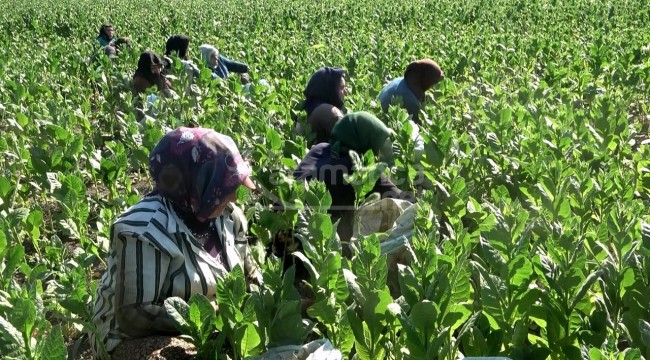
[132,51,178,121]
[132,51,174,97]
[300,67,347,146]
[97,24,115,46]
[97,24,131,48]
[293,112,413,253]
[378,59,445,124]
[198,44,251,82]
[163,34,200,79]
[90,127,262,359]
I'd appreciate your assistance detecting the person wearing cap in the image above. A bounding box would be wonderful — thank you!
[298,67,347,146]
[198,44,250,81]
[378,59,445,124]
[90,127,261,359]
[293,112,412,251]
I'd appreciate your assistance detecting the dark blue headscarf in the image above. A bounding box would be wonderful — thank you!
[302,67,346,116]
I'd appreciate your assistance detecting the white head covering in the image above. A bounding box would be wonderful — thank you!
[198,44,219,68]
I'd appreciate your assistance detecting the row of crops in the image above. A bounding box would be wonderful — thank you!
[1,0,650,358]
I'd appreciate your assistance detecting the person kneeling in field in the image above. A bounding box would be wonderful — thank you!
[293,111,414,254]
[90,127,262,359]
[198,44,251,82]
[164,34,200,80]
[299,67,347,146]
[378,59,445,124]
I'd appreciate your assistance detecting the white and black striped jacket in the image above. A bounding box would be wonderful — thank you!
[90,195,261,358]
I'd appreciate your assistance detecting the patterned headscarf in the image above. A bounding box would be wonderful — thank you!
[149,127,255,222]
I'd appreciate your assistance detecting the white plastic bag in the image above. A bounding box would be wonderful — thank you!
[248,339,342,360]
[353,198,417,296]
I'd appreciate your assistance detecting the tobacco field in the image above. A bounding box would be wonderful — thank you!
[1,0,650,358]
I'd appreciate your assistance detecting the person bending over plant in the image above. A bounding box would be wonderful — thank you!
[164,34,200,80]
[293,111,413,252]
[89,127,261,359]
[131,51,179,119]
[378,58,445,124]
[132,51,173,96]
[198,44,251,83]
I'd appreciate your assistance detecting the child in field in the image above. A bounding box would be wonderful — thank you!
[90,127,261,359]
[132,51,173,96]
[198,44,251,82]
[164,34,200,80]
[378,59,444,190]
[378,59,445,124]
[299,67,347,146]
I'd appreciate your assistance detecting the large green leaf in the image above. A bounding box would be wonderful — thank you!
[164,297,191,333]
[0,315,25,358]
[235,322,261,356]
[37,324,66,360]
[12,298,36,340]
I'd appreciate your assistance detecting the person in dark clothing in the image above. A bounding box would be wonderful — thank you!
[163,35,200,79]
[132,51,172,97]
[300,67,347,146]
[378,59,445,123]
[293,111,413,247]
[131,51,177,120]
[165,34,191,59]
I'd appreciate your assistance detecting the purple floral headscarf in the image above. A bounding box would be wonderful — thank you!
[149,127,253,222]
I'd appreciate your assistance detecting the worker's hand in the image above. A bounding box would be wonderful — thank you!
[300,298,315,318]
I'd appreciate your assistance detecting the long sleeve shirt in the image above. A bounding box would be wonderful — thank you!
[378,77,422,123]
[212,55,249,79]
[90,195,260,358]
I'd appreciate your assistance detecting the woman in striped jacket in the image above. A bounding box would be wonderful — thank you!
[90,127,261,359]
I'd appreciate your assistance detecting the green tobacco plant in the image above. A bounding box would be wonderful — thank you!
[1,0,650,358]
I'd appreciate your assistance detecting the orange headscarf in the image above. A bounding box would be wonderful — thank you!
[404,59,445,101]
